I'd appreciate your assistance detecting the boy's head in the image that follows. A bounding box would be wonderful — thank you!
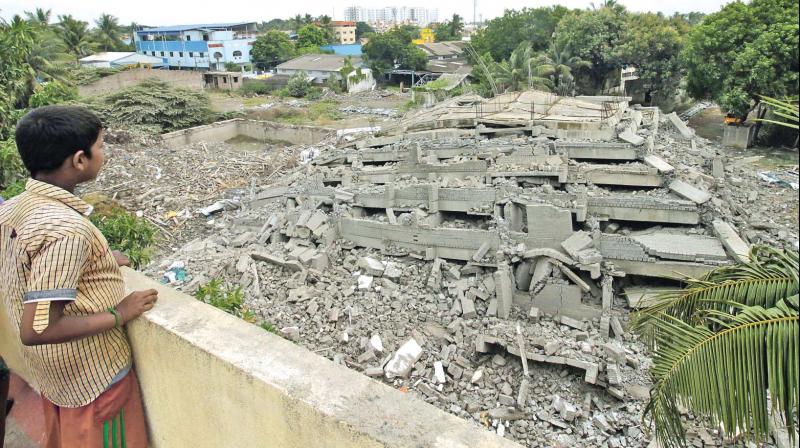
[15,105,105,182]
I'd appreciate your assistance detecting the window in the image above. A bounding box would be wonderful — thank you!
[151,51,156,56]
[213,52,223,60]
[189,51,194,57]
[160,51,165,56]
[179,51,183,57]
[233,77,238,82]
[232,50,242,57]
[222,77,227,83]
[199,52,205,57]
[186,35,191,41]
[169,51,174,57]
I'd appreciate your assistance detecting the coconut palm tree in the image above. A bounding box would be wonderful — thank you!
[24,8,51,26]
[2,16,67,107]
[632,246,799,447]
[94,13,123,52]
[492,43,555,92]
[56,15,94,63]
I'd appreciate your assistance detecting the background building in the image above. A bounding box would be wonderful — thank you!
[343,6,438,26]
[133,22,257,70]
[79,52,165,68]
[331,21,357,44]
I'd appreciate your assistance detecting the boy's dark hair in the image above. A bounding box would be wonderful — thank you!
[15,106,103,177]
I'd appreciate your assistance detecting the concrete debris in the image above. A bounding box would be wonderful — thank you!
[666,112,695,139]
[668,179,712,204]
[139,88,795,447]
[384,338,423,378]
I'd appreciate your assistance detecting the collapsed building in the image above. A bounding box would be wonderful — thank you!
[156,90,762,446]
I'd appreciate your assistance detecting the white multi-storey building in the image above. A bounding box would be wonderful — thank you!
[343,6,438,26]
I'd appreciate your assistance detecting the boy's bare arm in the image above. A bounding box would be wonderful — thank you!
[19,289,158,346]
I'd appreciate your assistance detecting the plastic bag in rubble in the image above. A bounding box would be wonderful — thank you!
[161,260,187,284]
[197,199,241,216]
[300,147,319,165]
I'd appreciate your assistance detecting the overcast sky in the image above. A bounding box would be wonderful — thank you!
[0,0,734,26]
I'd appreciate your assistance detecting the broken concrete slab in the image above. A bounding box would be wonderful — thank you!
[712,219,751,263]
[643,154,675,174]
[618,130,645,146]
[251,252,304,272]
[358,257,385,277]
[668,179,711,204]
[561,231,593,259]
[666,112,695,139]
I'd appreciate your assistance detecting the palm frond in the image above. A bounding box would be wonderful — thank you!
[632,246,799,342]
[645,295,799,447]
[755,95,799,129]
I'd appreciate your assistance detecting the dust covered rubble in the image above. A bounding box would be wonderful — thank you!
[142,93,797,447]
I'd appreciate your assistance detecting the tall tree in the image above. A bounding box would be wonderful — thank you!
[612,13,684,104]
[682,0,799,118]
[355,21,374,40]
[471,6,570,62]
[251,30,295,69]
[24,8,51,26]
[553,5,627,92]
[0,16,66,109]
[363,28,427,77]
[434,14,464,42]
[491,43,555,92]
[56,15,94,63]
[94,13,124,52]
[296,24,327,50]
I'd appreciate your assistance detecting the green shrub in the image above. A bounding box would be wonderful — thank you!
[304,86,323,100]
[286,71,311,98]
[90,208,156,269]
[240,81,273,97]
[0,138,26,195]
[195,279,244,314]
[260,322,279,334]
[28,81,78,108]
[77,79,212,133]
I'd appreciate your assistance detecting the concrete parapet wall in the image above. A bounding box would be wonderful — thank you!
[160,119,333,149]
[122,269,520,447]
[78,68,203,97]
[0,269,520,448]
[238,119,333,145]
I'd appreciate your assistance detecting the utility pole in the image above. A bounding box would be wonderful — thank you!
[473,0,477,26]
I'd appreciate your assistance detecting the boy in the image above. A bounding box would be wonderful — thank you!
[0,106,158,448]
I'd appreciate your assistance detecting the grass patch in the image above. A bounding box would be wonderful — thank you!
[195,279,258,323]
[88,201,157,269]
[260,322,279,334]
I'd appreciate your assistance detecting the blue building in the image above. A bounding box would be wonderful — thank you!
[134,22,258,70]
[320,44,363,56]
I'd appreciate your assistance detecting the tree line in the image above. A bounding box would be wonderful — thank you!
[469,0,798,119]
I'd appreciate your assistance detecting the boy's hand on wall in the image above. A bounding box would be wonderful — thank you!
[112,250,131,267]
[117,289,159,324]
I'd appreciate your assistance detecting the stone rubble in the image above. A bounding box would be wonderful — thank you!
[143,90,798,447]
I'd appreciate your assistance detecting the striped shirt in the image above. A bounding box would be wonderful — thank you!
[0,179,131,407]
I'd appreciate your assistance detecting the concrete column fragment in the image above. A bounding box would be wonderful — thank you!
[666,112,695,139]
[494,266,514,319]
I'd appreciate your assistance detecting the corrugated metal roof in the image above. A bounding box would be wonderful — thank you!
[80,52,137,62]
[277,54,362,72]
[136,22,255,34]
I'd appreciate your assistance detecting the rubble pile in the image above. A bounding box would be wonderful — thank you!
[147,90,798,446]
[83,135,303,244]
